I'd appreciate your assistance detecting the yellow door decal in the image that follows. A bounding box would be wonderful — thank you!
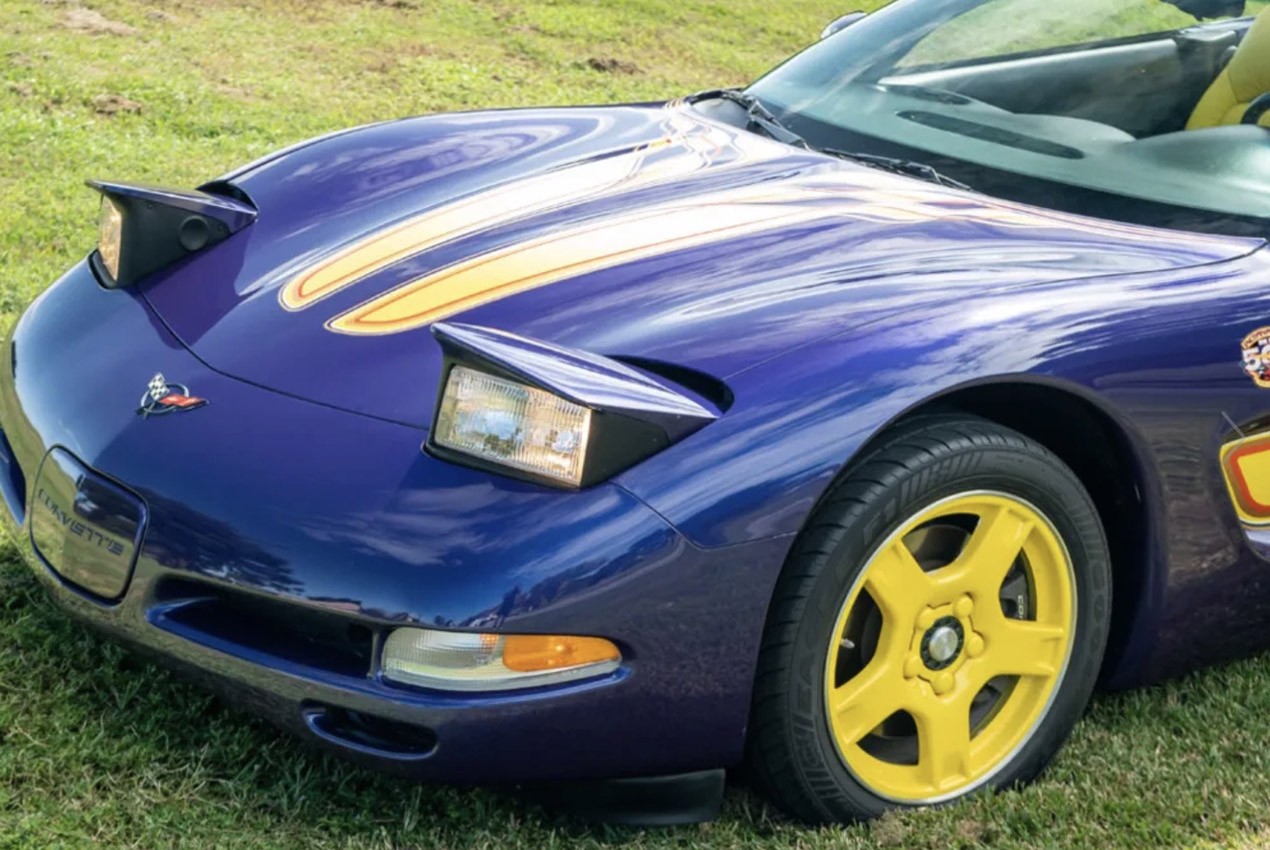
[1221,431,1270,525]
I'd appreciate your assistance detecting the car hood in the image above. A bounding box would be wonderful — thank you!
[141,102,1259,426]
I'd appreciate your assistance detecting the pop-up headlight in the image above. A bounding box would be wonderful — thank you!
[427,323,721,489]
[86,180,257,288]
[434,366,593,487]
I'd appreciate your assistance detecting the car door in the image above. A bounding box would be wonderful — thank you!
[1105,248,1270,678]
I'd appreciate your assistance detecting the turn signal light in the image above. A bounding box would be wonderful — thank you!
[381,628,621,692]
[501,634,621,672]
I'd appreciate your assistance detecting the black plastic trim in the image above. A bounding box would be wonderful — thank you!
[610,355,735,413]
[523,769,726,826]
[302,704,437,761]
[97,198,231,289]
[897,110,1086,159]
[151,578,375,678]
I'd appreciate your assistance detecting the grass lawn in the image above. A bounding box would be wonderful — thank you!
[1,1,1269,848]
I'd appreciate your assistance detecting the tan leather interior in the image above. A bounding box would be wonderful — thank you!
[1187,7,1270,130]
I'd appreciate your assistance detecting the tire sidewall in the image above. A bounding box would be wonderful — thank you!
[781,433,1112,821]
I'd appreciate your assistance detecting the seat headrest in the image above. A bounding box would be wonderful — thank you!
[1229,8,1270,102]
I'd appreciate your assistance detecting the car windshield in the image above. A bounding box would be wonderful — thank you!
[745,0,1270,238]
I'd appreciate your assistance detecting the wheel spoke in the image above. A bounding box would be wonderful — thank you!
[829,655,910,745]
[913,695,973,792]
[981,618,1067,680]
[943,502,1033,599]
[864,539,932,623]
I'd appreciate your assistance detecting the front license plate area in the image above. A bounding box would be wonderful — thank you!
[30,448,146,601]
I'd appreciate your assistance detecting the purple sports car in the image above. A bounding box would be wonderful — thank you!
[3,0,1268,826]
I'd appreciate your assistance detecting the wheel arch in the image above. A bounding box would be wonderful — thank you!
[813,375,1167,689]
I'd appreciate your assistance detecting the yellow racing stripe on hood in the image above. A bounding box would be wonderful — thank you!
[279,109,781,311]
[326,188,837,335]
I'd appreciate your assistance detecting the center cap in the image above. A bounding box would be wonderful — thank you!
[921,617,965,670]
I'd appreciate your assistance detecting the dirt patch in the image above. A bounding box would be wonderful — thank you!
[62,8,138,36]
[955,819,992,844]
[870,811,911,848]
[365,41,440,74]
[91,93,142,115]
[6,81,34,98]
[585,56,641,75]
[213,78,256,101]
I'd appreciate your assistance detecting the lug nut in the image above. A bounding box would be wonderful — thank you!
[917,609,936,630]
[966,634,985,658]
[904,656,923,679]
[933,672,955,695]
[954,595,974,618]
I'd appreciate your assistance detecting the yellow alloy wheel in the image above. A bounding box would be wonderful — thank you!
[823,491,1076,803]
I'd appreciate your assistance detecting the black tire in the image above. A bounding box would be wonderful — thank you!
[747,415,1112,824]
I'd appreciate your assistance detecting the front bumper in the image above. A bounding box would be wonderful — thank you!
[0,261,793,783]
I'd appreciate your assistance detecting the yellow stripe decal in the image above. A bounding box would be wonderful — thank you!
[280,109,782,312]
[328,189,834,334]
[280,105,1226,338]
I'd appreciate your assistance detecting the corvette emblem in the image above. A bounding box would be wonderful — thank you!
[1242,327,1270,389]
[137,373,207,418]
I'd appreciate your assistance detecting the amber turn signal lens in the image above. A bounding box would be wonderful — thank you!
[501,634,621,672]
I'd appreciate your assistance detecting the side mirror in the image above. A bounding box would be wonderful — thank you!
[821,11,867,39]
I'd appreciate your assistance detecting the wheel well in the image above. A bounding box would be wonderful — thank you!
[889,383,1154,686]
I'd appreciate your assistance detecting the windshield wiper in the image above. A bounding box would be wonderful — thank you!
[820,149,974,191]
[687,89,810,149]
[687,90,973,192]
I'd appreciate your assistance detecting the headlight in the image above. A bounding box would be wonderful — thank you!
[427,323,721,488]
[433,365,593,487]
[97,196,124,280]
[381,628,621,692]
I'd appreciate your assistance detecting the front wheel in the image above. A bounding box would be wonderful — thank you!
[748,416,1111,824]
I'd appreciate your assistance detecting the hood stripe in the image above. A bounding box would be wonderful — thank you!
[280,108,782,312]
[328,188,840,334]
[281,105,1229,338]
[323,170,1224,337]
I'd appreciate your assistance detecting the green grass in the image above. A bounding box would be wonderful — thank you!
[1,1,1269,848]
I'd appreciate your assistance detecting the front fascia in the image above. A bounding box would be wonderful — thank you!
[0,261,795,779]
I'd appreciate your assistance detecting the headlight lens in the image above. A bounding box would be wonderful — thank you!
[433,365,592,487]
[97,196,124,280]
[381,629,621,692]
